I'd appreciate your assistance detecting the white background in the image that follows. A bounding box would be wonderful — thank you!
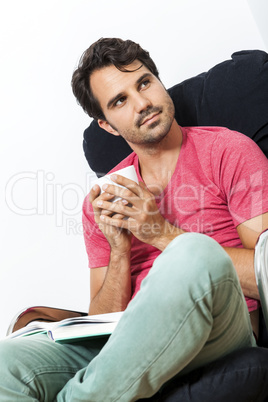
[0,0,267,339]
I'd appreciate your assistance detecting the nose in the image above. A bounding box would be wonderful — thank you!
[132,92,152,114]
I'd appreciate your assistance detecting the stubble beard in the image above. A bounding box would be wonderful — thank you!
[111,94,175,146]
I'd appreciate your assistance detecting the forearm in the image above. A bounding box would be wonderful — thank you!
[152,221,185,251]
[223,247,259,300]
[89,250,132,315]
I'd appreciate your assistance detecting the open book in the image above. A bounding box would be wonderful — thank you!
[7,311,123,343]
[254,229,268,329]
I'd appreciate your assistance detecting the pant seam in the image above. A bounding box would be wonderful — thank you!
[21,365,82,386]
[112,277,245,401]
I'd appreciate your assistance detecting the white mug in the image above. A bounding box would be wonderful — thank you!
[91,165,139,202]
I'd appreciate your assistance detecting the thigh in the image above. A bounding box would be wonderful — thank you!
[57,234,255,402]
[0,333,108,402]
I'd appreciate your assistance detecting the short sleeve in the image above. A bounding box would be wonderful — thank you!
[212,130,268,227]
[82,195,110,268]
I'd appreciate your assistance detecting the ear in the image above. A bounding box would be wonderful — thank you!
[98,119,120,136]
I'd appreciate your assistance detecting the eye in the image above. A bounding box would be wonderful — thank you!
[140,80,150,90]
[114,97,126,107]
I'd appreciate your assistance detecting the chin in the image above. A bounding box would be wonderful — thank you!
[148,118,174,143]
[120,113,174,146]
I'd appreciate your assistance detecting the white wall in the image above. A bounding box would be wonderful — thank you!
[0,0,266,339]
[248,0,268,50]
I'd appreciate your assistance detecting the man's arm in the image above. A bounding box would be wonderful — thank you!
[89,250,131,315]
[223,212,268,300]
[223,248,256,298]
[87,177,184,315]
[88,185,132,315]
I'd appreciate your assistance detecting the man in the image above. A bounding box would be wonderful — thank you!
[0,37,268,401]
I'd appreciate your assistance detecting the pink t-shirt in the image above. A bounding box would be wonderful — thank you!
[83,126,268,312]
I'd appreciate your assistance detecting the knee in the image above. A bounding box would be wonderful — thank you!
[155,233,237,284]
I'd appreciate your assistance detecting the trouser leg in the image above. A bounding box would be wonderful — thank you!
[57,233,255,402]
[0,333,107,401]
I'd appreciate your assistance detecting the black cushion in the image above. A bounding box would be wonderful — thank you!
[143,347,268,402]
[83,119,132,177]
[83,49,268,176]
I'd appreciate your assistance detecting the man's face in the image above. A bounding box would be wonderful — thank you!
[90,61,175,146]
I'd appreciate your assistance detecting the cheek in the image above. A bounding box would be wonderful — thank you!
[108,111,132,132]
[163,92,175,114]
[153,87,171,104]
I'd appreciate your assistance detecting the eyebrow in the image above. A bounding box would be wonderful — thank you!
[106,72,153,110]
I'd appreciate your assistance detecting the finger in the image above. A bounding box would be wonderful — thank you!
[138,181,148,190]
[92,191,117,213]
[100,209,113,216]
[110,174,143,197]
[97,199,139,218]
[101,198,129,219]
[111,213,126,220]
[100,209,126,220]
[88,184,101,203]
[101,183,144,206]
[99,214,129,230]
[89,182,117,203]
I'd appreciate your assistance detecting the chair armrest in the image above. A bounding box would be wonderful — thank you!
[6,306,87,336]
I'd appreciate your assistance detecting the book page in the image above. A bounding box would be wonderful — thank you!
[49,320,120,343]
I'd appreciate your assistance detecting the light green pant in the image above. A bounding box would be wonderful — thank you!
[0,233,255,401]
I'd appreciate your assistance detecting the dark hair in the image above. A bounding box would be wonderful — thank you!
[71,38,160,120]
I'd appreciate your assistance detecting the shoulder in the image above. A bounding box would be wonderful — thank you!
[181,126,268,191]
[183,125,252,144]
[182,126,265,159]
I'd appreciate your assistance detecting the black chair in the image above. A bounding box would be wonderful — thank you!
[7,50,268,401]
[83,49,268,177]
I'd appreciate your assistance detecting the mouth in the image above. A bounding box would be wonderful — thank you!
[140,111,161,126]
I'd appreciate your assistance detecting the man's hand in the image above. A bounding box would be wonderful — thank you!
[89,183,132,254]
[94,174,184,250]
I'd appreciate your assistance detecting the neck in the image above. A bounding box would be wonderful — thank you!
[132,120,183,195]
